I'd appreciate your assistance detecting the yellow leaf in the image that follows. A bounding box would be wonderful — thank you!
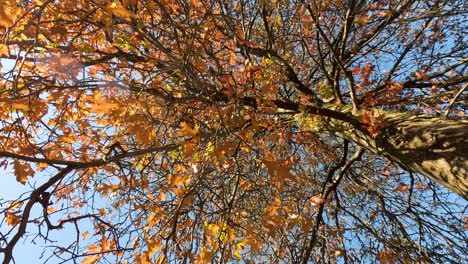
[155,254,165,264]
[47,206,57,214]
[0,1,22,28]
[106,1,136,19]
[82,231,90,239]
[0,43,8,56]
[13,160,34,184]
[198,246,214,264]
[8,201,23,210]
[233,248,241,260]
[234,241,245,259]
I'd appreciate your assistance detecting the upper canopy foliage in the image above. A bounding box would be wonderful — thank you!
[0,0,467,263]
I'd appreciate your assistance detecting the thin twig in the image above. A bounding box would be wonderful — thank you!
[444,83,467,117]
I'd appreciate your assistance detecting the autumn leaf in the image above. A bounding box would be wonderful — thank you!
[0,1,21,28]
[198,245,214,264]
[377,249,396,264]
[233,241,245,260]
[262,159,294,182]
[87,243,101,253]
[0,43,8,56]
[106,1,136,19]
[1,0,467,263]
[147,236,162,256]
[89,102,120,114]
[82,231,90,239]
[178,121,199,137]
[5,212,21,226]
[308,195,325,211]
[11,102,30,113]
[13,160,35,184]
[81,255,99,264]
[168,174,190,187]
[362,110,385,138]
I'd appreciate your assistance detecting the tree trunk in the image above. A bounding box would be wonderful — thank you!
[305,107,468,199]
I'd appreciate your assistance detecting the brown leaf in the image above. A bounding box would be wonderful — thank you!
[178,121,199,137]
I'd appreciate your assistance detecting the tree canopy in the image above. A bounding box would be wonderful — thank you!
[1,0,467,263]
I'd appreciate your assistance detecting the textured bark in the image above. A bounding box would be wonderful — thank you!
[307,107,468,199]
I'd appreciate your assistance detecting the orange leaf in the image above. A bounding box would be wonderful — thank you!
[13,160,35,184]
[178,121,199,137]
[308,195,325,211]
[309,195,325,205]
[0,43,8,56]
[5,212,21,226]
[106,2,136,19]
[169,174,190,187]
[87,243,101,253]
[0,1,22,28]
[97,208,107,217]
[89,102,119,114]
[11,102,30,112]
[81,255,99,264]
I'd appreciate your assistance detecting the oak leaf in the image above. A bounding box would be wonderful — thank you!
[13,160,35,184]
[178,121,199,137]
[262,159,294,182]
[5,212,21,226]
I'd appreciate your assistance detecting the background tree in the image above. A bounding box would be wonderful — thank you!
[0,0,467,263]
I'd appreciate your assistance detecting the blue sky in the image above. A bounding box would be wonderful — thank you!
[0,58,83,263]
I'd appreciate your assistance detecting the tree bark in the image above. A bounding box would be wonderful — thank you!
[304,107,468,199]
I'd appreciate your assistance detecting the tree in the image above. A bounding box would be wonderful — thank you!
[0,0,467,263]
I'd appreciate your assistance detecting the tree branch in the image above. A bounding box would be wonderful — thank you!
[301,147,364,264]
